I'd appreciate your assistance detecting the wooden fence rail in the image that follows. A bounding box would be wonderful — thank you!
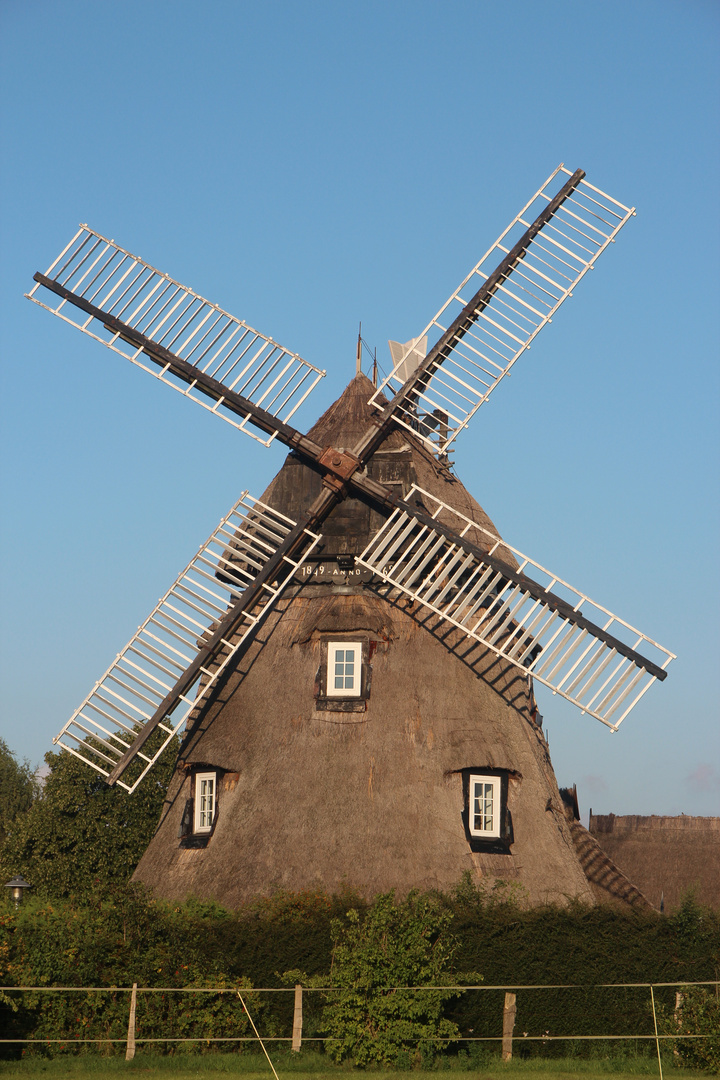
[0,978,716,1078]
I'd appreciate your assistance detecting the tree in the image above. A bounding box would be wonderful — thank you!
[0,738,39,849]
[0,736,176,899]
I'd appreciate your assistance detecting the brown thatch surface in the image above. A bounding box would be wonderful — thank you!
[564,822,652,910]
[131,375,622,909]
[589,814,720,910]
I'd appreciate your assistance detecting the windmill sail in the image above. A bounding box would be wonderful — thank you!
[26,168,675,809]
[369,166,635,455]
[358,486,674,729]
[26,226,325,446]
[53,493,320,792]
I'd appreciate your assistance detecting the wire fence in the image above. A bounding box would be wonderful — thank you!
[1,979,717,1077]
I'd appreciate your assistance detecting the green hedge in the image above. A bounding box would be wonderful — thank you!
[1,880,717,1060]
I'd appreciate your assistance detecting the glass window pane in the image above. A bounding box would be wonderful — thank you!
[470,779,499,834]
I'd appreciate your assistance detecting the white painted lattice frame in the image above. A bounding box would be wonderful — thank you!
[194,772,216,833]
[370,165,635,454]
[26,226,326,446]
[326,641,362,698]
[469,775,501,839]
[357,486,675,730]
[53,493,320,793]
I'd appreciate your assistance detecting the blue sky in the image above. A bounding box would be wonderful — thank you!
[1,0,718,820]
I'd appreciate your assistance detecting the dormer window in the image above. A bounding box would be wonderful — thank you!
[315,639,371,713]
[460,767,513,852]
[326,642,362,698]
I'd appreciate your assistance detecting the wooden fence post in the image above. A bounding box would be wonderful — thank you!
[291,983,303,1051]
[673,991,684,1059]
[126,982,137,1061]
[502,991,516,1062]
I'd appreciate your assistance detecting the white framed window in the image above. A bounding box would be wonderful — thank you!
[326,641,362,698]
[469,775,501,839]
[193,772,216,833]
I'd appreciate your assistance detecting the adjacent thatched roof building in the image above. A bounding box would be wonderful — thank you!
[558,789,651,911]
[133,374,648,909]
[588,813,720,910]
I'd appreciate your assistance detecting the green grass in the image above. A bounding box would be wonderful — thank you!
[0,1051,699,1080]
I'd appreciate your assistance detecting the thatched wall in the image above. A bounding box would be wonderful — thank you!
[134,581,597,906]
[589,814,720,910]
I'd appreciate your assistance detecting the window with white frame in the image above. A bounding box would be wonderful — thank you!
[193,772,216,833]
[469,775,501,838]
[326,641,362,698]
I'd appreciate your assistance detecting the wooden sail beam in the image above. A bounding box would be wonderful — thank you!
[351,170,586,464]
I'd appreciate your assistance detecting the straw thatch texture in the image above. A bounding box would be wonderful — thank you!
[588,814,720,911]
[132,375,614,908]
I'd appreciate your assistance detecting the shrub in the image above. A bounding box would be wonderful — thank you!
[662,984,720,1073]
[319,891,467,1067]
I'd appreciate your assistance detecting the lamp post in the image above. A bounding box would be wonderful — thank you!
[4,876,31,909]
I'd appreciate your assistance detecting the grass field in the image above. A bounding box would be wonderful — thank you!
[0,1051,694,1080]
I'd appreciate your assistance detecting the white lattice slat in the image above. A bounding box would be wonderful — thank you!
[370,166,635,454]
[53,494,320,792]
[357,486,674,729]
[26,227,325,445]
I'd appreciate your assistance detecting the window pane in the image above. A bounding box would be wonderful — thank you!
[471,779,498,834]
[197,776,215,828]
[327,642,362,697]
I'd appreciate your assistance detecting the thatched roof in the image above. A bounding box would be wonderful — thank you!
[558,791,652,910]
[589,814,720,911]
[132,374,628,909]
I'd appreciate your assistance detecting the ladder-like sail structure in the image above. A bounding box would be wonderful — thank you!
[53,494,320,792]
[369,166,634,455]
[27,227,325,446]
[358,486,674,729]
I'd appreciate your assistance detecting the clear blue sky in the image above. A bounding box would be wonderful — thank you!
[1,0,718,820]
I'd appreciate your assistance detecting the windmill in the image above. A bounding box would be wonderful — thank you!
[27,165,675,905]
